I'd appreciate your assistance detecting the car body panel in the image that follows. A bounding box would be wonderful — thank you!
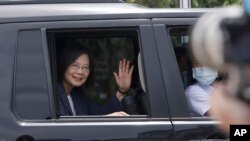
[0,2,227,140]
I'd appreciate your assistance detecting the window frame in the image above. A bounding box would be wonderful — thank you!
[11,19,171,122]
[152,18,196,118]
[152,18,224,140]
[13,29,52,120]
[152,17,218,120]
[29,19,169,120]
[47,27,143,117]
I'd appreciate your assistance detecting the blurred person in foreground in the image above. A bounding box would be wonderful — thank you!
[191,1,250,133]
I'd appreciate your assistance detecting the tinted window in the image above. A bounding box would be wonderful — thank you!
[15,30,51,119]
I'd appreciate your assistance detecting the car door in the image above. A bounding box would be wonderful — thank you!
[4,18,174,141]
[152,17,228,140]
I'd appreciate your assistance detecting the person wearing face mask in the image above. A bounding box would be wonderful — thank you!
[185,61,218,117]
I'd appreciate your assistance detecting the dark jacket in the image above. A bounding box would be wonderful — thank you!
[57,84,123,116]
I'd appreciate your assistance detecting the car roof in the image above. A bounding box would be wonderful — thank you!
[0,2,218,24]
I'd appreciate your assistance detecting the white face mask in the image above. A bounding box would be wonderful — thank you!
[192,67,218,85]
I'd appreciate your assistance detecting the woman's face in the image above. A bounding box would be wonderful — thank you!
[63,53,90,89]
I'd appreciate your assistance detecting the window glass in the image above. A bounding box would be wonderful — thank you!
[15,30,51,119]
[170,27,223,117]
[170,27,199,117]
[170,28,190,89]
[48,29,148,117]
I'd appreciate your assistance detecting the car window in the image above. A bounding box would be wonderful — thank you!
[14,30,51,120]
[47,28,148,117]
[170,27,218,118]
[170,28,191,89]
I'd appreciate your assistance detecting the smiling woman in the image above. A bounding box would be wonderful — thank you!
[58,45,92,94]
[57,43,134,116]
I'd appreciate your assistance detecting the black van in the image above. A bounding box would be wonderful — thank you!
[0,0,227,140]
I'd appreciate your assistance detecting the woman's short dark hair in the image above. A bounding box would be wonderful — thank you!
[57,43,94,87]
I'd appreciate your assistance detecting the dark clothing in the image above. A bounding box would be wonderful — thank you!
[57,84,123,116]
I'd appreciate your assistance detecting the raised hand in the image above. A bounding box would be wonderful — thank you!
[113,59,134,95]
